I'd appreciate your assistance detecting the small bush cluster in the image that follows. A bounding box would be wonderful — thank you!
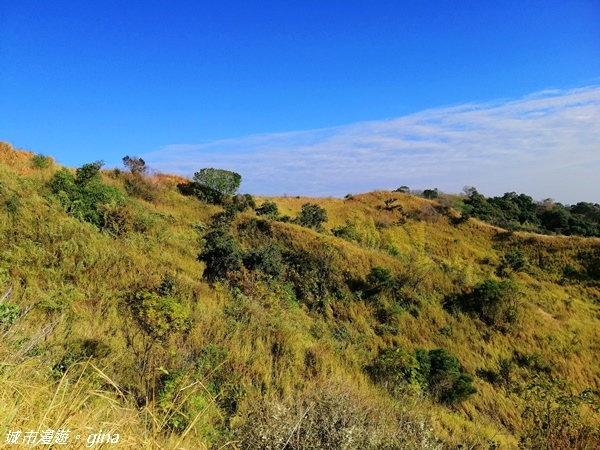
[48,162,123,228]
[294,203,328,230]
[444,279,521,330]
[368,346,477,405]
[31,153,52,169]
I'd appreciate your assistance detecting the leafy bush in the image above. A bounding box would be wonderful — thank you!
[226,193,255,212]
[242,244,284,279]
[444,279,521,330]
[462,188,600,237]
[423,188,439,200]
[282,243,346,310]
[368,346,476,405]
[256,200,279,218]
[31,153,52,169]
[122,155,147,174]
[425,348,477,404]
[75,160,104,186]
[519,379,600,450]
[48,163,123,229]
[193,168,241,203]
[294,203,328,230]
[127,290,189,341]
[331,220,361,242]
[499,249,528,275]
[0,303,19,329]
[198,229,243,282]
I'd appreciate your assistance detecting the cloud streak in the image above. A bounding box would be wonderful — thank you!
[144,86,600,203]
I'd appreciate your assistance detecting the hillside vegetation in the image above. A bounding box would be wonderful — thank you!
[0,141,599,449]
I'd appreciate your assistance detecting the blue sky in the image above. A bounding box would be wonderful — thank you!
[1,1,599,202]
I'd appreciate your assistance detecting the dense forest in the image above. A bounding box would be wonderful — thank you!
[1,141,599,449]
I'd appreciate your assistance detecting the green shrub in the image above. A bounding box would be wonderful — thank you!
[48,163,123,229]
[294,203,328,230]
[331,219,361,242]
[426,348,477,404]
[122,155,147,174]
[444,279,521,330]
[0,303,19,329]
[256,200,279,218]
[198,229,243,282]
[519,379,600,450]
[31,153,52,169]
[242,243,284,279]
[369,346,476,405]
[127,291,189,341]
[75,160,104,186]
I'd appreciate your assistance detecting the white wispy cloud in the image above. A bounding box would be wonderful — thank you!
[144,86,600,203]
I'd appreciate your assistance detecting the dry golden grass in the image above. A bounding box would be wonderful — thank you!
[0,142,599,448]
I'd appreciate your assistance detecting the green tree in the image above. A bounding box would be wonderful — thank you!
[423,188,439,200]
[426,348,477,404]
[198,229,243,282]
[295,203,328,230]
[122,155,148,174]
[256,201,279,218]
[193,168,241,197]
[75,160,104,186]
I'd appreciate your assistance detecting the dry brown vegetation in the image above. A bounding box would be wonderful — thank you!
[1,142,599,449]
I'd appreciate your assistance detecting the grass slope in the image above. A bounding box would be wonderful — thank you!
[0,142,599,449]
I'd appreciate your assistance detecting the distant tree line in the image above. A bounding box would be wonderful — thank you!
[461,188,600,237]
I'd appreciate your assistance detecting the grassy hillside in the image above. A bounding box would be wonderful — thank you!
[0,141,599,449]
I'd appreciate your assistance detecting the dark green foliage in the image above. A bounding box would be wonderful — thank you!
[331,219,361,242]
[393,186,410,194]
[48,164,123,229]
[423,188,439,200]
[4,194,20,214]
[227,194,254,212]
[242,244,284,278]
[178,168,242,205]
[122,155,147,174]
[75,160,104,186]
[282,243,346,310]
[365,266,396,299]
[294,203,328,230]
[539,207,570,233]
[178,181,224,204]
[367,346,423,390]
[383,198,402,211]
[512,350,553,375]
[368,346,476,405]
[498,249,528,277]
[444,279,521,329]
[48,167,78,196]
[198,229,243,282]
[462,188,600,237]
[243,193,256,209]
[0,303,19,329]
[256,200,279,218]
[31,153,52,169]
[426,348,477,404]
[193,168,241,198]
